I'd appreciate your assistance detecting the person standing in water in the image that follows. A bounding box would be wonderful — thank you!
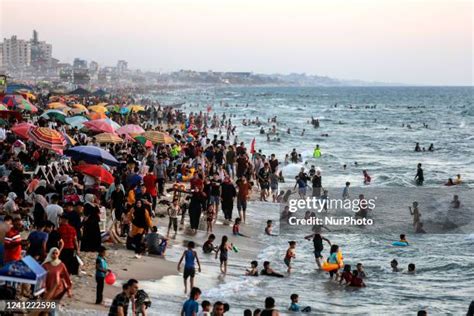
[409,201,421,229]
[178,241,202,294]
[414,163,424,185]
[305,233,331,269]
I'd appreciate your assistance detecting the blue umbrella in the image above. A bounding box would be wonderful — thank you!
[65,115,89,129]
[64,145,120,166]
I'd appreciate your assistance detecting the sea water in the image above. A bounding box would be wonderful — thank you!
[144,87,473,315]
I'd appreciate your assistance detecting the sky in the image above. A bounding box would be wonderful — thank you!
[1,0,472,85]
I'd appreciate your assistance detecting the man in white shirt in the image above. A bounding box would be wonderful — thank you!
[45,194,63,227]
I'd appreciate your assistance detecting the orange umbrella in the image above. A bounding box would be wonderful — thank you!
[88,112,107,120]
[95,132,123,144]
[28,127,66,153]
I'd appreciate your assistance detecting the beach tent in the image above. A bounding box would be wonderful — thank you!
[69,87,90,96]
[0,256,47,296]
[92,89,107,97]
[5,83,33,93]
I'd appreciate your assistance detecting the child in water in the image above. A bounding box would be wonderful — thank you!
[232,218,248,237]
[265,220,277,236]
[202,234,217,254]
[327,244,341,279]
[356,263,367,279]
[288,294,311,312]
[391,259,401,272]
[284,241,297,273]
[408,263,416,274]
[215,235,233,275]
[246,260,259,276]
[339,264,353,285]
[349,270,366,287]
[399,234,409,245]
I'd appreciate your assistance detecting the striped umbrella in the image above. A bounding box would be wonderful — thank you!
[95,132,123,144]
[16,98,38,113]
[2,95,23,107]
[28,127,66,153]
[143,131,175,144]
[11,122,36,139]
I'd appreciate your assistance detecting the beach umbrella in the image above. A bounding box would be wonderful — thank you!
[95,132,123,144]
[0,104,8,111]
[134,135,147,144]
[143,131,175,144]
[2,95,23,107]
[71,103,87,111]
[64,145,120,166]
[28,127,67,153]
[127,105,145,112]
[73,164,114,185]
[48,102,68,109]
[40,110,67,123]
[88,105,108,114]
[65,116,89,129]
[116,124,145,135]
[119,107,130,115]
[62,132,77,146]
[16,98,38,113]
[88,112,108,120]
[68,108,89,115]
[83,120,115,133]
[11,122,36,139]
[105,118,121,130]
[0,118,7,125]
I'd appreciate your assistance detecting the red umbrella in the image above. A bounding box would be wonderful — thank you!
[73,164,114,185]
[83,119,114,133]
[11,122,36,139]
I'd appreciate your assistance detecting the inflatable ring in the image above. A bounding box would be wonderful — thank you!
[181,168,195,182]
[321,251,343,272]
[392,241,409,247]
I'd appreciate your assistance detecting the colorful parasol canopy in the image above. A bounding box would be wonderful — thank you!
[88,112,108,120]
[73,164,114,185]
[116,124,145,135]
[2,95,24,107]
[0,104,8,111]
[95,132,123,144]
[143,131,175,144]
[48,102,68,109]
[11,122,36,139]
[62,132,77,146]
[127,105,145,112]
[83,119,115,133]
[65,115,89,129]
[64,146,120,166]
[71,103,87,111]
[40,110,67,123]
[28,127,66,153]
[88,105,108,114]
[16,98,38,113]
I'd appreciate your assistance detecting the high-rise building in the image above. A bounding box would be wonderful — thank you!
[1,35,31,69]
[30,30,53,69]
[117,60,128,74]
[73,58,88,69]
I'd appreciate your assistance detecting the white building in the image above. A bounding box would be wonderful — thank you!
[1,35,31,69]
[117,60,128,74]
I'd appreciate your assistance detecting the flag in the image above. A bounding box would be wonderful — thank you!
[250,138,256,154]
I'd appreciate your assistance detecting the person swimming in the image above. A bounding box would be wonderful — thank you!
[246,260,259,276]
[391,259,401,272]
[407,263,416,274]
[265,220,277,236]
[399,234,408,245]
[261,261,284,277]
